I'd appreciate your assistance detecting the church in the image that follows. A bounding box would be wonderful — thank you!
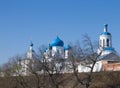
[18,24,120,76]
[78,24,120,72]
[44,36,72,60]
[97,24,120,71]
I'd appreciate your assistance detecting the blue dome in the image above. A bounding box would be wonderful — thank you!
[101,32,111,35]
[64,45,71,50]
[50,36,64,47]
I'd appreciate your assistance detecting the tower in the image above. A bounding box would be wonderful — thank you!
[64,44,72,59]
[27,42,36,59]
[98,24,115,56]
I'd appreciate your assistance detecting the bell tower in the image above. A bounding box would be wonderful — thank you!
[98,24,115,56]
[99,24,112,49]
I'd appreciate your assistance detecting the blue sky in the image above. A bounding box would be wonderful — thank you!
[0,0,120,65]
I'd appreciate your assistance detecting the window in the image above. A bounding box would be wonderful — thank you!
[107,39,109,47]
[100,40,102,47]
[103,39,105,47]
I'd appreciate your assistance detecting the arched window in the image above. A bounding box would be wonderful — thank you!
[107,39,109,47]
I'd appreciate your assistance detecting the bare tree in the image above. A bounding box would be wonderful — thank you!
[69,34,102,88]
[0,35,102,88]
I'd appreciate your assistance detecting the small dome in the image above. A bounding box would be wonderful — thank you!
[50,36,64,47]
[101,32,111,35]
[30,42,33,47]
[64,45,71,50]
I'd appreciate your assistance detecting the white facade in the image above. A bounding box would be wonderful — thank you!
[52,46,64,58]
[65,50,69,59]
[19,59,30,76]
[78,61,102,72]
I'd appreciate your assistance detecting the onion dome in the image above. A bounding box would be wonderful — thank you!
[101,24,111,35]
[29,42,35,52]
[30,41,33,47]
[64,44,71,50]
[50,36,64,47]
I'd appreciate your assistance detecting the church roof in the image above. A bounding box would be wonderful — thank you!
[101,32,111,35]
[100,53,120,61]
[50,36,64,47]
[103,47,115,51]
